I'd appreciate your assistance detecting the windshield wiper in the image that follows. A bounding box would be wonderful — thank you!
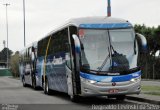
[98,47,110,71]
[98,31,113,72]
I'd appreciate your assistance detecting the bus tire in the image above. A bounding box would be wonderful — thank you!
[116,95,126,101]
[32,76,37,90]
[22,77,26,87]
[70,95,79,102]
[44,78,52,95]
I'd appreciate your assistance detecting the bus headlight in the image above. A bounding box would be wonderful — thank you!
[81,77,97,84]
[89,80,97,84]
[130,77,141,82]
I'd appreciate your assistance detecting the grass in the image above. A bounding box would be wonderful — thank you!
[142,86,160,91]
[0,69,12,76]
[141,85,160,96]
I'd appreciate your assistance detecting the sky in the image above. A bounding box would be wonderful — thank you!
[0,0,160,52]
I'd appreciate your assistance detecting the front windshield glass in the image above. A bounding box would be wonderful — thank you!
[79,28,137,72]
[109,29,136,70]
[80,29,110,71]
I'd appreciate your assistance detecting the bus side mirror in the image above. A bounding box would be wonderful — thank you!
[32,47,35,52]
[72,34,81,53]
[136,33,147,53]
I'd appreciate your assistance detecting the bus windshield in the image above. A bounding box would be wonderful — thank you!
[80,29,110,71]
[79,28,136,72]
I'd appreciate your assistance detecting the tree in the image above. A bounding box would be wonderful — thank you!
[10,51,19,77]
[0,48,13,62]
[134,24,160,79]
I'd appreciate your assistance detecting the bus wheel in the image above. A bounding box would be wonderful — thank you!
[70,95,79,102]
[32,77,37,90]
[44,78,52,95]
[22,77,26,87]
[116,95,126,101]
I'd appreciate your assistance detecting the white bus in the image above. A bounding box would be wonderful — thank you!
[20,17,147,102]
[19,42,37,88]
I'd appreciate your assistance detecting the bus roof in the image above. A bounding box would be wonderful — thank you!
[68,16,131,27]
[40,16,132,41]
[19,41,37,53]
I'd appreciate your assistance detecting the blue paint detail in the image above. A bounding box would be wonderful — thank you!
[79,23,132,29]
[36,56,44,76]
[45,53,68,93]
[75,46,80,53]
[36,52,68,93]
[142,45,147,51]
[80,70,141,82]
[36,56,45,87]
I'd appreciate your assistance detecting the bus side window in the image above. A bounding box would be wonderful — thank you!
[60,28,71,68]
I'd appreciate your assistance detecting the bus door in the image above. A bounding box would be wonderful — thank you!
[66,26,81,96]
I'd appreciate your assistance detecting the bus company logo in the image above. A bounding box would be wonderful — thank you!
[112,82,116,86]
[1,104,18,110]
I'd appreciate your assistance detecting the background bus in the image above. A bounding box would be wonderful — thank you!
[19,42,37,89]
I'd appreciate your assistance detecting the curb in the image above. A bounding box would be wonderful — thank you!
[126,95,160,105]
[142,79,160,82]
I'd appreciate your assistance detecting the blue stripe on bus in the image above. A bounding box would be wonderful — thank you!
[79,23,132,29]
[75,46,80,53]
[80,70,141,82]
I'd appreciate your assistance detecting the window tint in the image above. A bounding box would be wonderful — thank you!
[38,37,49,57]
[48,28,69,55]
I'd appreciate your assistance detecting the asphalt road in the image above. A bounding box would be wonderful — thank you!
[0,77,157,110]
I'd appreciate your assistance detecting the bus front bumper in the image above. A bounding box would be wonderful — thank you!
[80,77,141,96]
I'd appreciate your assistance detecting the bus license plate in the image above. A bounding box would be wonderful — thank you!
[108,89,119,93]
